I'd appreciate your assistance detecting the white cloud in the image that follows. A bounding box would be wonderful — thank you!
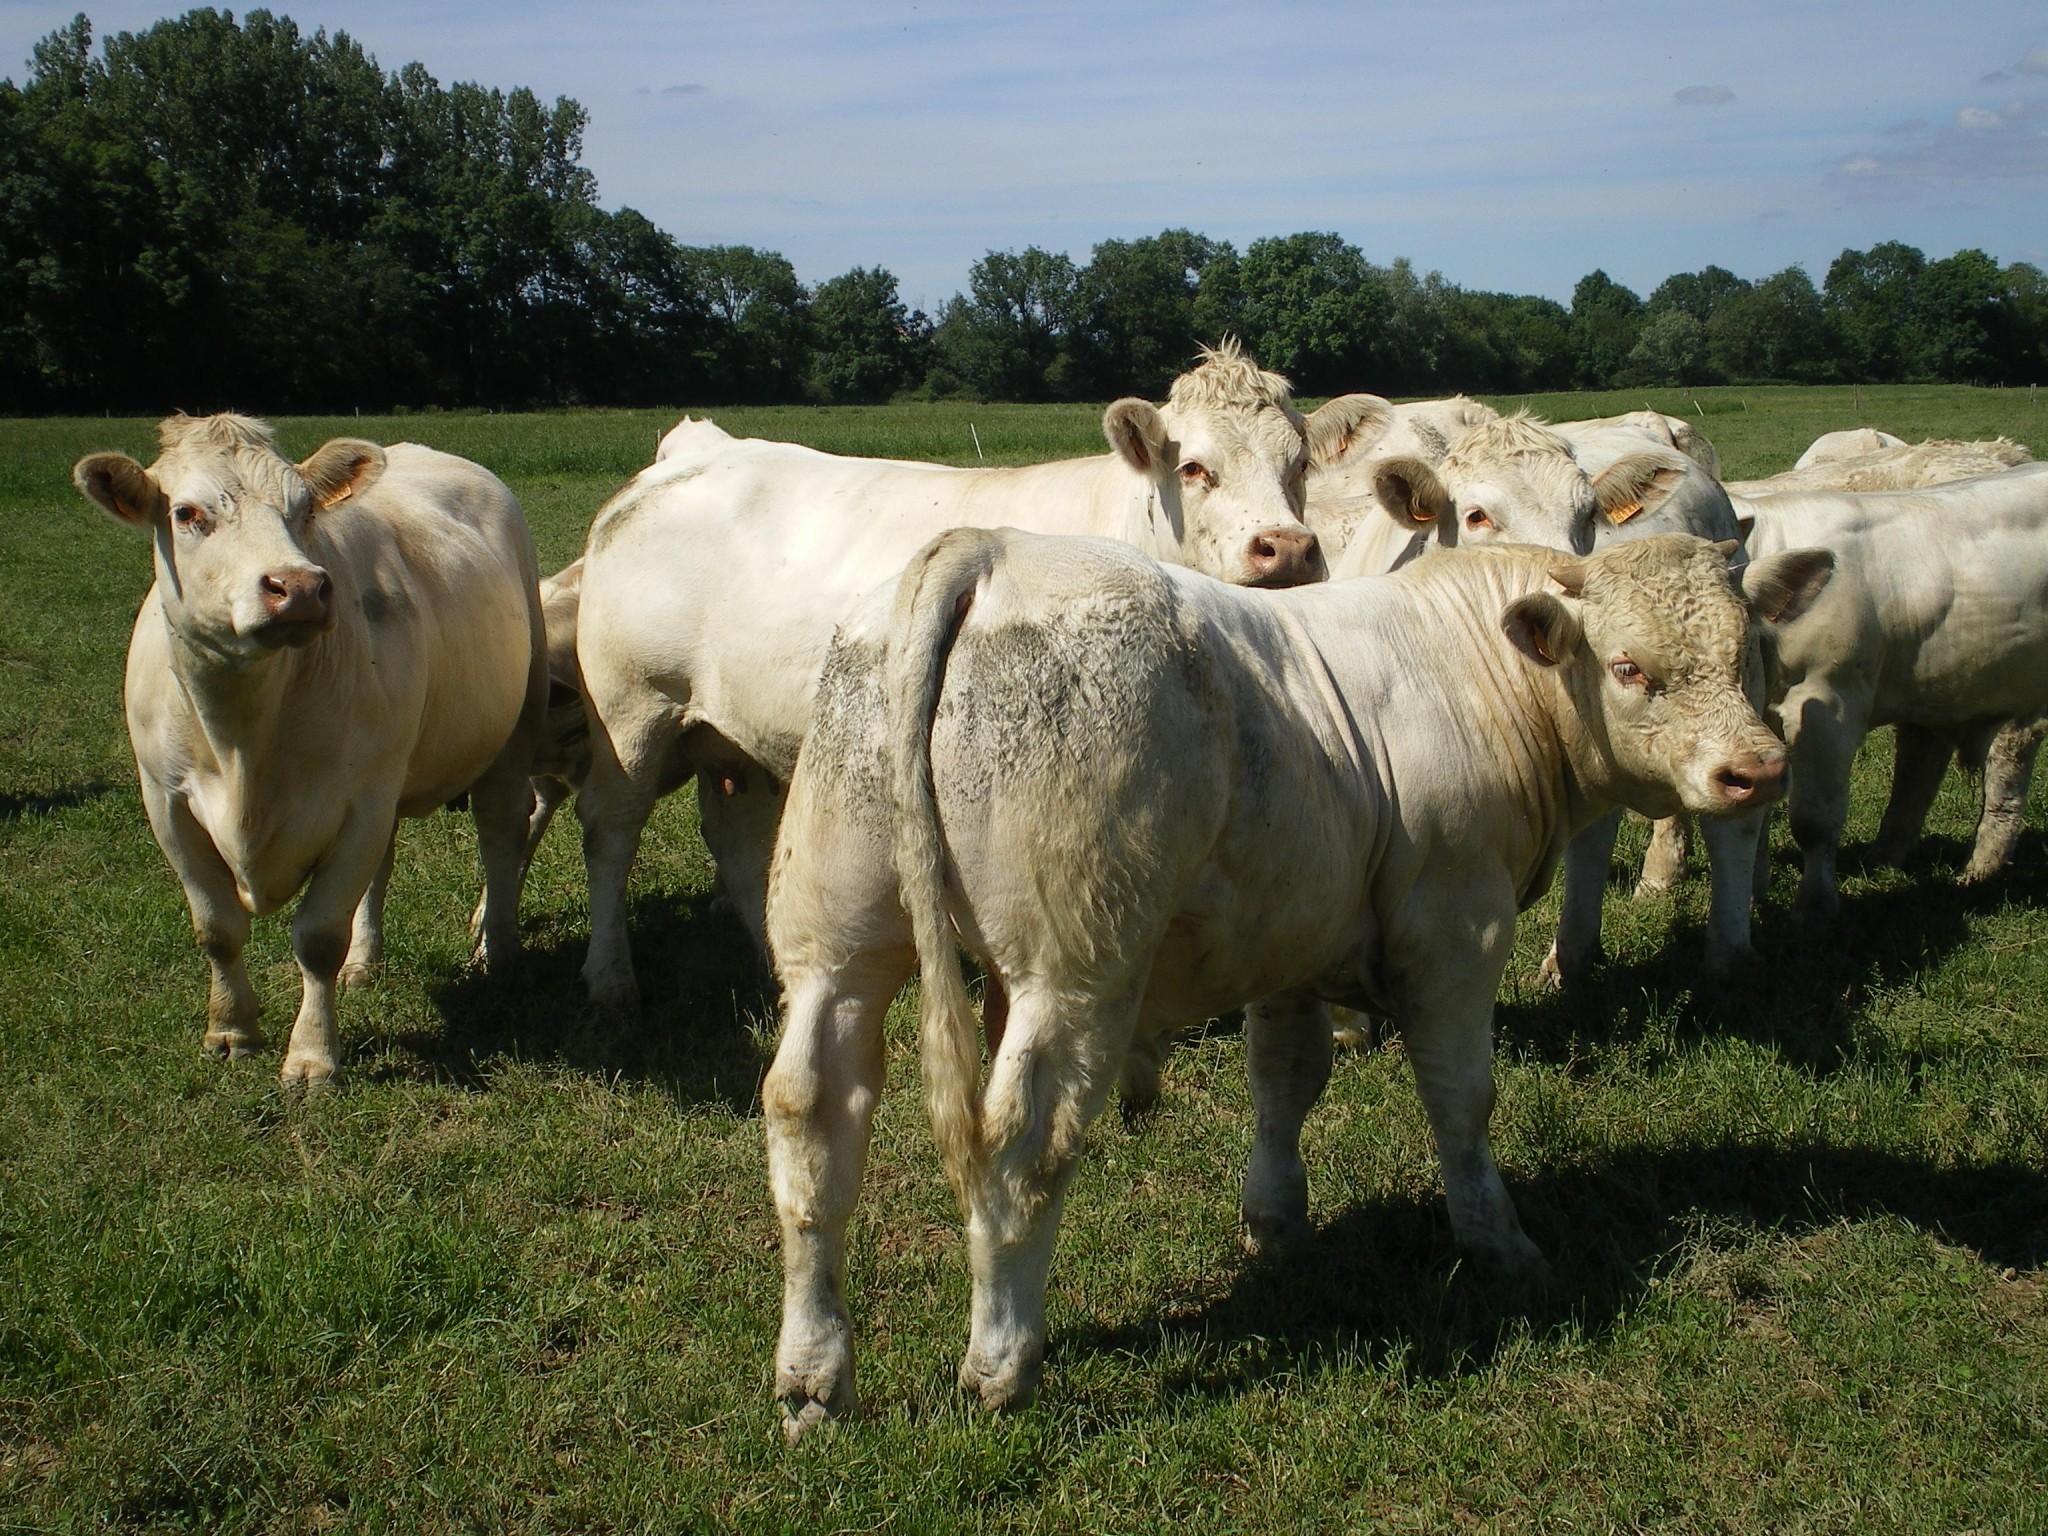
[1957,105,2002,128]
[2020,45,2048,74]
[1674,84,1735,105]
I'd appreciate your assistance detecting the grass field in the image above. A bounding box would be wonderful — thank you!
[3,385,2046,1532]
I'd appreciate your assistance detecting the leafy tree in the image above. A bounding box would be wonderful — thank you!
[1648,265,1750,324]
[1706,266,1836,382]
[1825,241,1928,382]
[1068,229,1226,398]
[1620,308,1708,386]
[1233,232,1389,395]
[932,246,1080,401]
[1568,270,1645,389]
[809,265,922,403]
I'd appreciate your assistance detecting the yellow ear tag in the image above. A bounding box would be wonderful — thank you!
[1606,498,1643,525]
[319,484,355,510]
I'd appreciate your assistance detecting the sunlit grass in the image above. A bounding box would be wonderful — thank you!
[2,387,2044,1531]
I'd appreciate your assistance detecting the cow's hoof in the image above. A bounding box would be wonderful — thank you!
[1957,860,2004,887]
[337,959,380,990]
[1468,1235,1553,1287]
[279,1052,339,1089]
[959,1350,1041,1414]
[1632,873,1678,900]
[777,1388,850,1445]
[202,1026,265,1060]
[1240,1212,1310,1259]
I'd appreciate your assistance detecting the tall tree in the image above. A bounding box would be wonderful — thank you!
[1568,270,1645,389]
[809,265,922,404]
[1233,231,1389,395]
[1068,229,1226,398]
[932,246,1080,401]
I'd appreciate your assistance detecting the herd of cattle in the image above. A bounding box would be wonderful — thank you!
[71,343,2047,1433]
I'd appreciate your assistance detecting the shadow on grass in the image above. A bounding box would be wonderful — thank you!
[1066,1140,2048,1401]
[1498,830,2048,1073]
[0,780,117,823]
[383,888,775,1114]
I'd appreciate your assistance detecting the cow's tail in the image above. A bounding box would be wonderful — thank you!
[884,526,1005,1208]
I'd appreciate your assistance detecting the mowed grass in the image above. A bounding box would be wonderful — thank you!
[2,386,2045,1532]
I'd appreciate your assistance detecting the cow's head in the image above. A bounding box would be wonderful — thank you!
[75,414,384,661]
[1501,533,1835,819]
[1103,339,1391,588]
[1374,414,1690,558]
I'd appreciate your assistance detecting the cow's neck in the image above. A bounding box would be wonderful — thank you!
[163,614,316,783]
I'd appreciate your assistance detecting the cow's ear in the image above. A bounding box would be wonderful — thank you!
[1103,399,1169,476]
[1591,449,1689,527]
[1372,456,1451,530]
[1735,514,1756,545]
[73,453,165,527]
[1306,393,1394,469]
[1501,593,1582,667]
[298,438,386,510]
[1742,547,1834,626]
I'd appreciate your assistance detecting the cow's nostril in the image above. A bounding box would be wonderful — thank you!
[1251,537,1277,563]
[262,574,288,597]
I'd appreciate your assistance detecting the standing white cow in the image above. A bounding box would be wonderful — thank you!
[75,415,546,1084]
[764,529,1832,1432]
[1737,463,2048,923]
[1325,412,1762,983]
[574,342,1389,1015]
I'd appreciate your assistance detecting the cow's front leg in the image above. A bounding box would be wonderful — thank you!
[1635,814,1689,898]
[960,987,1134,1413]
[1965,711,2046,883]
[1400,932,1546,1279]
[281,806,399,1085]
[1867,723,1951,869]
[340,826,397,987]
[1699,807,1767,977]
[1539,809,1620,992]
[765,961,899,1442]
[143,782,263,1057]
[1240,993,1334,1254]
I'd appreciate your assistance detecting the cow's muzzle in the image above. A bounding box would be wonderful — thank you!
[1243,527,1325,588]
[1707,750,1786,810]
[254,566,334,647]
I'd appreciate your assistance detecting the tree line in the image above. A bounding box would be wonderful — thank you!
[5,10,2046,415]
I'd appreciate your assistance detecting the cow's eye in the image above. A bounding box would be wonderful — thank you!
[171,504,206,531]
[1464,507,1494,530]
[1178,460,1209,484]
[1610,658,1650,690]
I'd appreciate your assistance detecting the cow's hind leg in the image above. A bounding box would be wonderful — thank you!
[695,767,789,959]
[960,983,1135,1413]
[765,956,903,1441]
[1964,712,2047,883]
[1867,724,1951,869]
[468,739,539,971]
[340,827,398,987]
[1240,992,1334,1254]
[577,723,671,1017]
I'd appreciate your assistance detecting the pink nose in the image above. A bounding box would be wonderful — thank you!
[1245,527,1324,588]
[259,567,333,628]
[1711,752,1786,807]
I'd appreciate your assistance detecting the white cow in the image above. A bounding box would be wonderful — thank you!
[1728,437,2031,497]
[1557,409,1721,477]
[1736,463,2048,922]
[764,528,1832,1432]
[1324,412,1761,984]
[1793,427,1906,470]
[1303,394,1494,561]
[574,342,1390,1014]
[74,415,546,1083]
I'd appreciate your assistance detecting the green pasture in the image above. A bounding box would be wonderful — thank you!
[2,386,2045,1531]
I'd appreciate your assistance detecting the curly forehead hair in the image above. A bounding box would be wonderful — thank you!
[1442,411,1574,472]
[1579,534,1748,657]
[156,412,280,455]
[1166,337,1297,414]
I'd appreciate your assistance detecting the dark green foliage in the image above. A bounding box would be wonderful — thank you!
[4,12,2047,414]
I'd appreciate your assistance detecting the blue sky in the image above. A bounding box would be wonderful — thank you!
[4,0,2043,313]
